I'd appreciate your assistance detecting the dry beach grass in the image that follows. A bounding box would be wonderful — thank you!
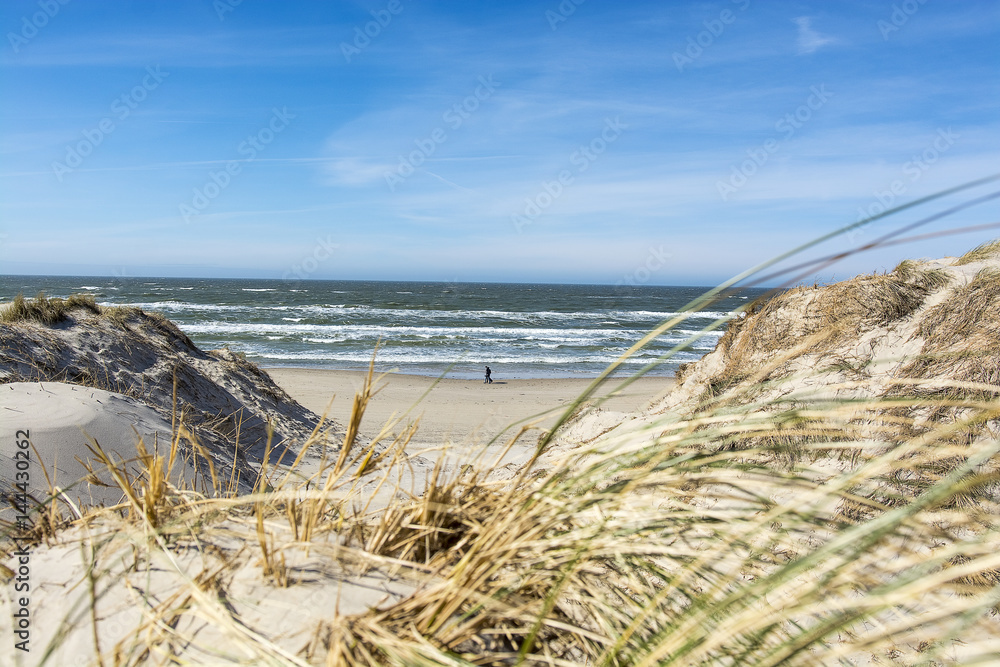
[3,212,1000,662]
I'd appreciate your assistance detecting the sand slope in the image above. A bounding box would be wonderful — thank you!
[0,382,206,515]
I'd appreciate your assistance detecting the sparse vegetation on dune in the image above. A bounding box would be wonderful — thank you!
[894,284,1000,412]
[4,228,1000,663]
[0,292,102,325]
[956,239,1000,266]
[892,258,953,290]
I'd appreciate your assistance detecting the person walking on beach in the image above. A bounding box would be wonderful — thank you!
[484,365,493,384]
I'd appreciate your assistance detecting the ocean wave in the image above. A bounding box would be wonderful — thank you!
[99,301,249,313]
[100,300,733,324]
[184,318,720,335]
[182,322,650,339]
[251,348,693,366]
[630,310,735,320]
[302,336,348,344]
[676,328,725,337]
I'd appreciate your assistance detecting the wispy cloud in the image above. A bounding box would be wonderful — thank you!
[321,157,394,187]
[793,17,837,54]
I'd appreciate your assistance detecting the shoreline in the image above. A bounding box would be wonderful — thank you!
[258,362,680,381]
[266,367,675,448]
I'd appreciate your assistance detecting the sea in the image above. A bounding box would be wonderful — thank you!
[0,276,767,379]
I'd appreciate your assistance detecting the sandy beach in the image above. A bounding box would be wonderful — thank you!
[267,367,675,449]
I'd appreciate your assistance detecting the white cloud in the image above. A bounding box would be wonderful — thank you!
[321,157,394,187]
[793,17,837,54]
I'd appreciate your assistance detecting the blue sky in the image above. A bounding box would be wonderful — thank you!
[1,0,998,286]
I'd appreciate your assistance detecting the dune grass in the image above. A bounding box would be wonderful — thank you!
[956,239,1000,265]
[892,258,953,290]
[0,292,101,325]
[899,267,1000,393]
[0,292,175,336]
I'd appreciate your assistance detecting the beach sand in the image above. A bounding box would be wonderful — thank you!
[266,368,675,450]
[0,382,191,513]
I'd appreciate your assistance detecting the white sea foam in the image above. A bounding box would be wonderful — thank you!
[103,301,731,325]
[182,322,652,339]
[254,349,686,366]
